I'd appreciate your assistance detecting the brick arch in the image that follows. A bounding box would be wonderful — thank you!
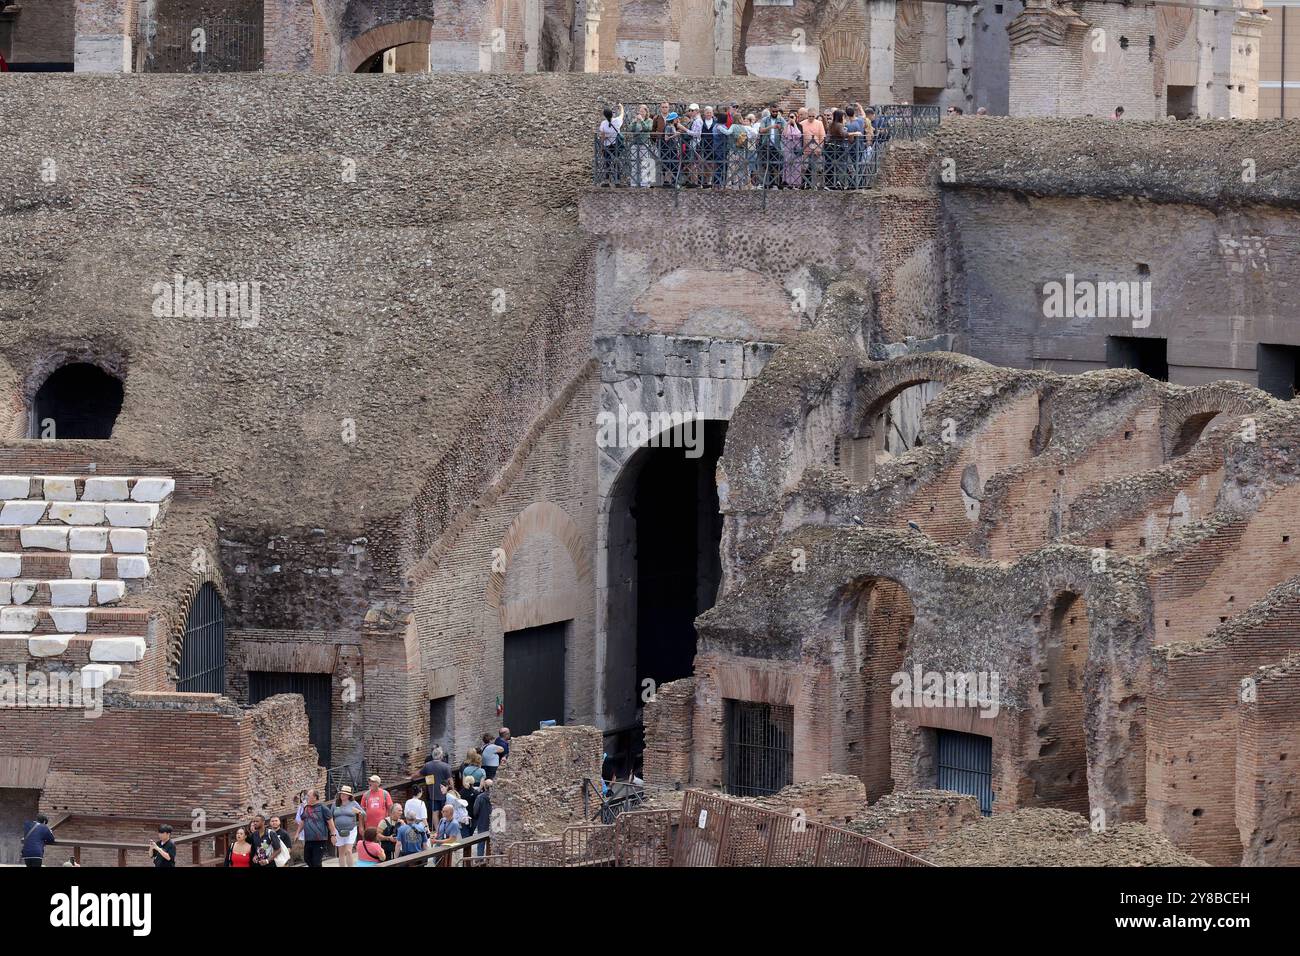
[343,19,435,72]
[168,571,231,687]
[1160,383,1272,459]
[484,501,592,621]
[850,352,986,433]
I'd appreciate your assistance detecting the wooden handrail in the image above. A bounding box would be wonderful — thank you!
[374,831,491,867]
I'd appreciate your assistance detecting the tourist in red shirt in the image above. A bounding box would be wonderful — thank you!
[361,774,393,830]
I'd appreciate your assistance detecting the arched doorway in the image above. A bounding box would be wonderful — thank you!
[846,577,914,799]
[1026,591,1090,813]
[838,380,944,483]
[30,363,124,439]
[177,583,226,694]
[604,419,728,767]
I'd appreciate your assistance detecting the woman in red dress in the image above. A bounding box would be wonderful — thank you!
[226,827,253,867]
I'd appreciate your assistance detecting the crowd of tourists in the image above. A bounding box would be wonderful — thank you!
[596,100,900,190]
[16,727,513,868]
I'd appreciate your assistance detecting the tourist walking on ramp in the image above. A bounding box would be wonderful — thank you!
[396,812,429,858]
[333,785,364,867]
[150,823,176,868]
[225,827,253,868]
[361,774,393,833]
[357,827,386,866]
[481,733,505,779]
[296,789,336,867]
[379,803,404,860]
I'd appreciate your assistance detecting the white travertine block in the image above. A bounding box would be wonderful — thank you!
[21,527,69,551]
[96,580,126,605]
[68,528,110,552]
[104,503,158,528]
[50,608,88,633]
[41,477,78,501]
[29,636,70,657]
[0,477,32,499]
[0,500,48,524]
[82,477,130,502]
[131,478,176,503]
[108,528,148,554]
[116,556,150,579]
[49,579,95,607]
[48,502,106,525]
[0,582,8,604]
[0,555,20,578]
[10,581,34,604]
[81,663,121,688]
[0,607,39,632]
[90,637,145,662]
[69,555,104,579]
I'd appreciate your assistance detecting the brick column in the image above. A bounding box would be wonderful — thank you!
[262,0,315,72]
[74,0,134,72]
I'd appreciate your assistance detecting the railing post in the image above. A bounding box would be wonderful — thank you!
[118,847,128,867]
[192,840,202,866]
[74,846,82,866]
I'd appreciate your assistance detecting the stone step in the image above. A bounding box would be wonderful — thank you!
[7,635,146,664]
[0,500,161,528]
[0,553,149,580]
[0,605,148,637]
[0,476,175,503]
[0,526,150,553]
[1,579,127,607]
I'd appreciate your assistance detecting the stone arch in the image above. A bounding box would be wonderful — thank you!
[172,576,231,694]
[1161,384,1269,459]
[27,360,126,441]
[343,19,434,72]
[485,501,591,623]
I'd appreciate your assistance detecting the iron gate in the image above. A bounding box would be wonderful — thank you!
[177,583,225,694]
[724,700,794,797]
[936,729,993,816]
[248,671,333,768]
[503,621,566,735]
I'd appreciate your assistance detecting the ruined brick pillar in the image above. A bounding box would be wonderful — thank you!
[74,0,135,72]
[262,0,315,72]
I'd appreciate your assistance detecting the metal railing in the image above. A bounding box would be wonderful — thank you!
[582,775,680,824]
[594,132,883,190]
[135,17,264,73]
[591,105,939,190]
[374,831,492,867]
[671,790,931,867]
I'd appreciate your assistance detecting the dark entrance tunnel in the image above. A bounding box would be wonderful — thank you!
[31,363,124,439]
[605,418,728,773]
[633,419,728,694]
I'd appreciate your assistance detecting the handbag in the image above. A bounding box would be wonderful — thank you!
[273,832,291,867]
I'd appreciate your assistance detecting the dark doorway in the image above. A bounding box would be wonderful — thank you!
[633,420,727,701]
[249,671,333,768]
[936,729,994,815]
[503,621,566,736]
[1257,343,1300,400]
[176,583,225,695]
[1166,85,1196,119]
[429,695,454,757]
[31,363,124,439]
[1106,336,1168,381]
[724,700,794,797]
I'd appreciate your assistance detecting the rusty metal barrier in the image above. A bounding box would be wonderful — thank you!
[671,790,930,867]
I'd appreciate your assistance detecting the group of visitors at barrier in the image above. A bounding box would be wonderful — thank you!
[16,727,513,868]
[596,100,901,190]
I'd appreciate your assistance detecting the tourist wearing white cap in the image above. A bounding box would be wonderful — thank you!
[361,773,393,833]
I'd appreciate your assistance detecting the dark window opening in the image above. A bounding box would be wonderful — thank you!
[503,621,566,736]
[177,583,225,695]
[936,729,994,815]
[1107,336,1168,381]
[429,695,454,758]
[1166,85,1196,119]
[1257,343,1300,400]
[249,671,333,768]
[31,363,124,439]
[725,700,794,797]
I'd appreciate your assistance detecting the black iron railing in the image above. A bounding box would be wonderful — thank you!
[593,131,884,190]
[591,105,939,190]
[135,17,264,73]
